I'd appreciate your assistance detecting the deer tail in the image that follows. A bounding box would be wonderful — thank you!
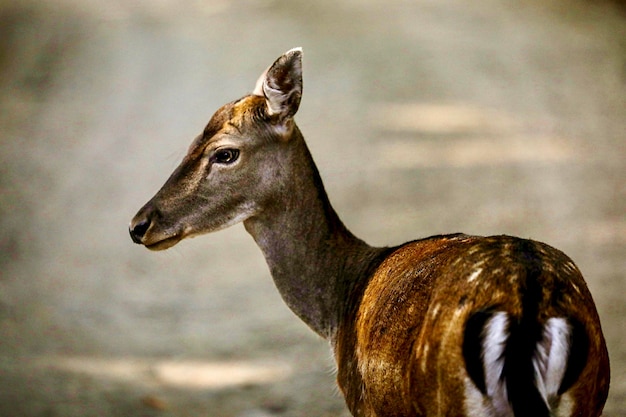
[463,308,588,417]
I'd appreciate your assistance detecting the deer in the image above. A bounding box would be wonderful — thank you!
[129,48,610,417]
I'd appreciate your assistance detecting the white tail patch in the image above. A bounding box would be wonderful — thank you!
[482,312,513,416]
[533,318,571,406]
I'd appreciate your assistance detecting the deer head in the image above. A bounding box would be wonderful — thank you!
[129,48,303,250]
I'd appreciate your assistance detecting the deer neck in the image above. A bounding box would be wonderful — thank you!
[243,128,389,340]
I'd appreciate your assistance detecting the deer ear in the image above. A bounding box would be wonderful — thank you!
[253,47,303,119]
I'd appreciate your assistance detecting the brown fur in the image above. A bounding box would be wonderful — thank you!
[335,235,609,416]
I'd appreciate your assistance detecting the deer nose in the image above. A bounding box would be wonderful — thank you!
[130,203,162,244]
[129,218,151,244]
[129,221,149,243]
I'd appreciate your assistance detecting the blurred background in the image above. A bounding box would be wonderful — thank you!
[0,0,624,416]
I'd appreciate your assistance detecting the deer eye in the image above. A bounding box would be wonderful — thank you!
[213,149,240,164]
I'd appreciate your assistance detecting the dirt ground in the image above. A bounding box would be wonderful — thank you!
[0,0,624,416]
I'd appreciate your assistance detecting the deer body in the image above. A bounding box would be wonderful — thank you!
[130,48,609,417]
[336,236,608,416]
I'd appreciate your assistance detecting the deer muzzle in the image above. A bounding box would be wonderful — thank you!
[129,204,183,251]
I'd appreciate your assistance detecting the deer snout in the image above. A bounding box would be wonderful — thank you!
[129,217,151,244]
[129,205,158,244]
[129,205,184,251]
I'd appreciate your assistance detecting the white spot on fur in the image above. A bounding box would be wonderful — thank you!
[420,343,429,373]
[468,268,483,283]
[534,318,571,407]
[564,261,577,272]
[491,290,505,301]
[468,246,481,255]
[482,312,513,416]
